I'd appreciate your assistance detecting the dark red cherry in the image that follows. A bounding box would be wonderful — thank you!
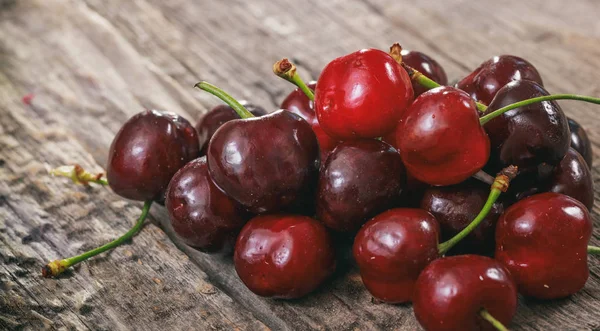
[207,110,319,214]
[316,139,405,232]
[456,55,543,105]
[484,80,570,174]
[234,214,335,299]
[401,49,448,96]
[547,148,594,209]
[413,255,517,331]
[196,102,267,155]
[315,48,414,139]
[495,193,592,299]
[420,180,504,256]
[396,86,490,186]
[353,208,440,303]
[107,110,200,201]
[568,117,593,167]
[281,82,339,163]
[165,157,250,252]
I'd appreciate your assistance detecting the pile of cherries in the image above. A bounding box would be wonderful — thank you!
[44,43,600,331]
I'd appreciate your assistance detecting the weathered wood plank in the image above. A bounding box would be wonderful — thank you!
[0,0,599,330]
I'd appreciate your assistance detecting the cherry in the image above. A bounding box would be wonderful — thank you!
[107,110,200,202]
[281,82,340,163]
[316,139,404,232]
[420,179,504,256]
[353,208,440,303]
[234,214,335,299]
[165,157,250,252]
[483,80,570,174]
[456,55,543,105]
[413,255,517,331]
[495,192,592,299]
[196,102,267,155]
[401,49,448,97]
[315,48,414,139]
[568,117,593,167]
[396,86,490,186]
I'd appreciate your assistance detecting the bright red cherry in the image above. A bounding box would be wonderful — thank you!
[353,208,440,303]
[234,214,335,299]
[495,193,592,299]
[456,55,543,105]
[413,255,517,331]
[396,86,490,186]
[315,48,414,139]
[401,49,448,96]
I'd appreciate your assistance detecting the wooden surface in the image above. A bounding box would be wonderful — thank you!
[1,0,600,330]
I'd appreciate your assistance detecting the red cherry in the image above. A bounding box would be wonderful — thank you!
[495,192,592,299]
[413,255,517,331]
[315,49,414,139]
[396,86,490,186]
[234,214,335,299]
[353,208,440,303]
[401,49,448,97]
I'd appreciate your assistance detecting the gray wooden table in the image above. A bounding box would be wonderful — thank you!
[1,0,599,330]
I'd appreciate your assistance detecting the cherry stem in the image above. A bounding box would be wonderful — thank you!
[438,166,518,255]
[480,309,509,331]
[480,94,600,125]
[50,164,108,186]
[273,58,315,101]
[41,201,152,278]
[388,43,488,112]
[194,82,254,119]
[588,246,600,255]
[472,170,495,185]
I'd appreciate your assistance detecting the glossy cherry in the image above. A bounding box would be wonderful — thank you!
[568,117,593,167]
[107,110,200,201]
[196,102,267,155]
[165,157,250,252]
[495,192,592,299]
[208,110,319,214]
[315,48,414,139]
[234,214,335,299]
[353,208,440,303]
[483,80,570,174]
[420,180,504,256]
[401,49,448,96]
[281,82,339,162]
[456,55,543,105]
[413,255,517,331]
[396,86,490,186]
[316,139,404,232]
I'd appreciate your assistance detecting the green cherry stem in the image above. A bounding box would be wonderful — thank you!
[588,246,600,255]
[438,166,518,255]
[480,309,509,331]
[194,82,255,119]
[50,164,108,186]
[273,58,315,101]
[42,201,152,278]
[480,94,600,125]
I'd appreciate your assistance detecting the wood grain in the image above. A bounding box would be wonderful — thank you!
[1,0,599,330]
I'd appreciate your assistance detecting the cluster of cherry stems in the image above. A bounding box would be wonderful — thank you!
[44,43,600,331]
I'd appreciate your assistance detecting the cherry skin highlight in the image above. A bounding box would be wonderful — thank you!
[413,255,518,331]
[401,49,448,96]
[456,55,543,105]
[495,192,592,299]
[196,102,267,155]
[207,110,319,214]
[568,117,593,167]
[396,86,490,186]
[107,110,200,201]
[234,214,335,299]
[315,48,414,139]
[166,157,250,252]
[353,208,440,303]
[316,139,405,232]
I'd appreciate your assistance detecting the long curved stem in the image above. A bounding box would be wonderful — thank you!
[194,82,254,119]
[480,309,509,331]
[588,246,600,255]
[480,94,600,125]
[42,201,153,278]
[273,58,315,101]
